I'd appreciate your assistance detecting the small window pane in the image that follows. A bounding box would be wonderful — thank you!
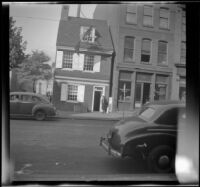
[127,4,137,13]
[160,8,169,18]
[160,18,169,28]
[142,39,151,52]
[143,16,153,26]
[124,37,134,49]
[126,13,137,24]
[144,5,153,16]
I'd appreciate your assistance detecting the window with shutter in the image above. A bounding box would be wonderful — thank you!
[67,85,78,101]
[63,51,73,69]
[84,55,94,71]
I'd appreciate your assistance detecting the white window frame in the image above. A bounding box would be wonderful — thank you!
[67,84,78,102]
[80,26,95,43]
[126,4,137,24]
[141,38,152,64]
[143,5,153,27]
[157,40,168,66]
[159,7,170,29]
[84,54,94,71]
[124,36,135,62]
[63,51,73,69]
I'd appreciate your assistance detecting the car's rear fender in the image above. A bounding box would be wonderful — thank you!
[123,133,177,158]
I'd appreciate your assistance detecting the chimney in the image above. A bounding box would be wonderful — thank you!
[77,4,81,18]
[61,5,69,21]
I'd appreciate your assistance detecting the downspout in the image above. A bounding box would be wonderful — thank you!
[108,25,116,97]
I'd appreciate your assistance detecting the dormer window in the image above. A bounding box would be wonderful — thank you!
[80,26,95,43]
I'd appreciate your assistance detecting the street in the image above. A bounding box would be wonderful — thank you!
[10,118,176,181]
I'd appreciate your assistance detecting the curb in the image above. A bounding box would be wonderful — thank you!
[54,115,122,121]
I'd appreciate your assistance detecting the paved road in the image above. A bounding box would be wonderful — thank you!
[10,118,177,182]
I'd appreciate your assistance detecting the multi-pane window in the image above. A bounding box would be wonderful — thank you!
[143,5,153,26]
[181,41,186,64]
[81,26,95,43]
[159,7,169,29]
[68,85,78,101]
[126,4,137,24]
[141,39,151,63]
[118,71,132,101]
[158,41,168,65]
[63,51,73,68]
[84,55,94,71]
[124,36,135,62]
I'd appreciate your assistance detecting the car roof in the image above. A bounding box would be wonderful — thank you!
[10,92,41,97]
[144,100,185,106]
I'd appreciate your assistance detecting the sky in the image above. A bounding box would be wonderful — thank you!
[9,3,97,65]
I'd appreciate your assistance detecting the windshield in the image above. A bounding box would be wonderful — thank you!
[139,107,156,121]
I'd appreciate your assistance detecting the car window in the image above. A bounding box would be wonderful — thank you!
[139,107,156,121]
[21,95,32,102]
[155,107,179,126]
[32,96,41,102]
[10,94,20,101]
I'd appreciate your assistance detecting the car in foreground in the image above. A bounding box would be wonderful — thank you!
[10,92,57,120]
[100,101,186,173]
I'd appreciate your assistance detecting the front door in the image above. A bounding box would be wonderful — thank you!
[135,82,151,108]
[93,91,101,111]
[93,86,105,112]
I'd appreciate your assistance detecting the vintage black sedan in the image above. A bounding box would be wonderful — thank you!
[100,102,186,173]
[10,92,57,120]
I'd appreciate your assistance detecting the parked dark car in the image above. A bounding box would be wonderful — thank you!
[100,101,186,173]
[10,92,57,120]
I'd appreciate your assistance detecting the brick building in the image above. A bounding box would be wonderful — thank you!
[94,3,186,111]
[52,5,114,112]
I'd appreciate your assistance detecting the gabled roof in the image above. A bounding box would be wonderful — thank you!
[56,16,113,53]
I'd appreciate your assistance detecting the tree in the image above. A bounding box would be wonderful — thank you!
[16,50,52,92]
[9,17,27,70]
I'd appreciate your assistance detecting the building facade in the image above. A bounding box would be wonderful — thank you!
[94,3,186,111]
[52,6,113,112]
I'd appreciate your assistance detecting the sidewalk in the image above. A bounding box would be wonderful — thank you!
[56,109,140,121]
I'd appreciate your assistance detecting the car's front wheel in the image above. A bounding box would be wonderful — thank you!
[147,145,175,173]
[34,110,46,121]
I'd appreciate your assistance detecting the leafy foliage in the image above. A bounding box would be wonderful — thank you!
[9,17,27,70]
[16,50,53,92]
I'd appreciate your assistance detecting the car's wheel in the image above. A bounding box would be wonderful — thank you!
[147,145,175,173]
[34,110,46,121]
